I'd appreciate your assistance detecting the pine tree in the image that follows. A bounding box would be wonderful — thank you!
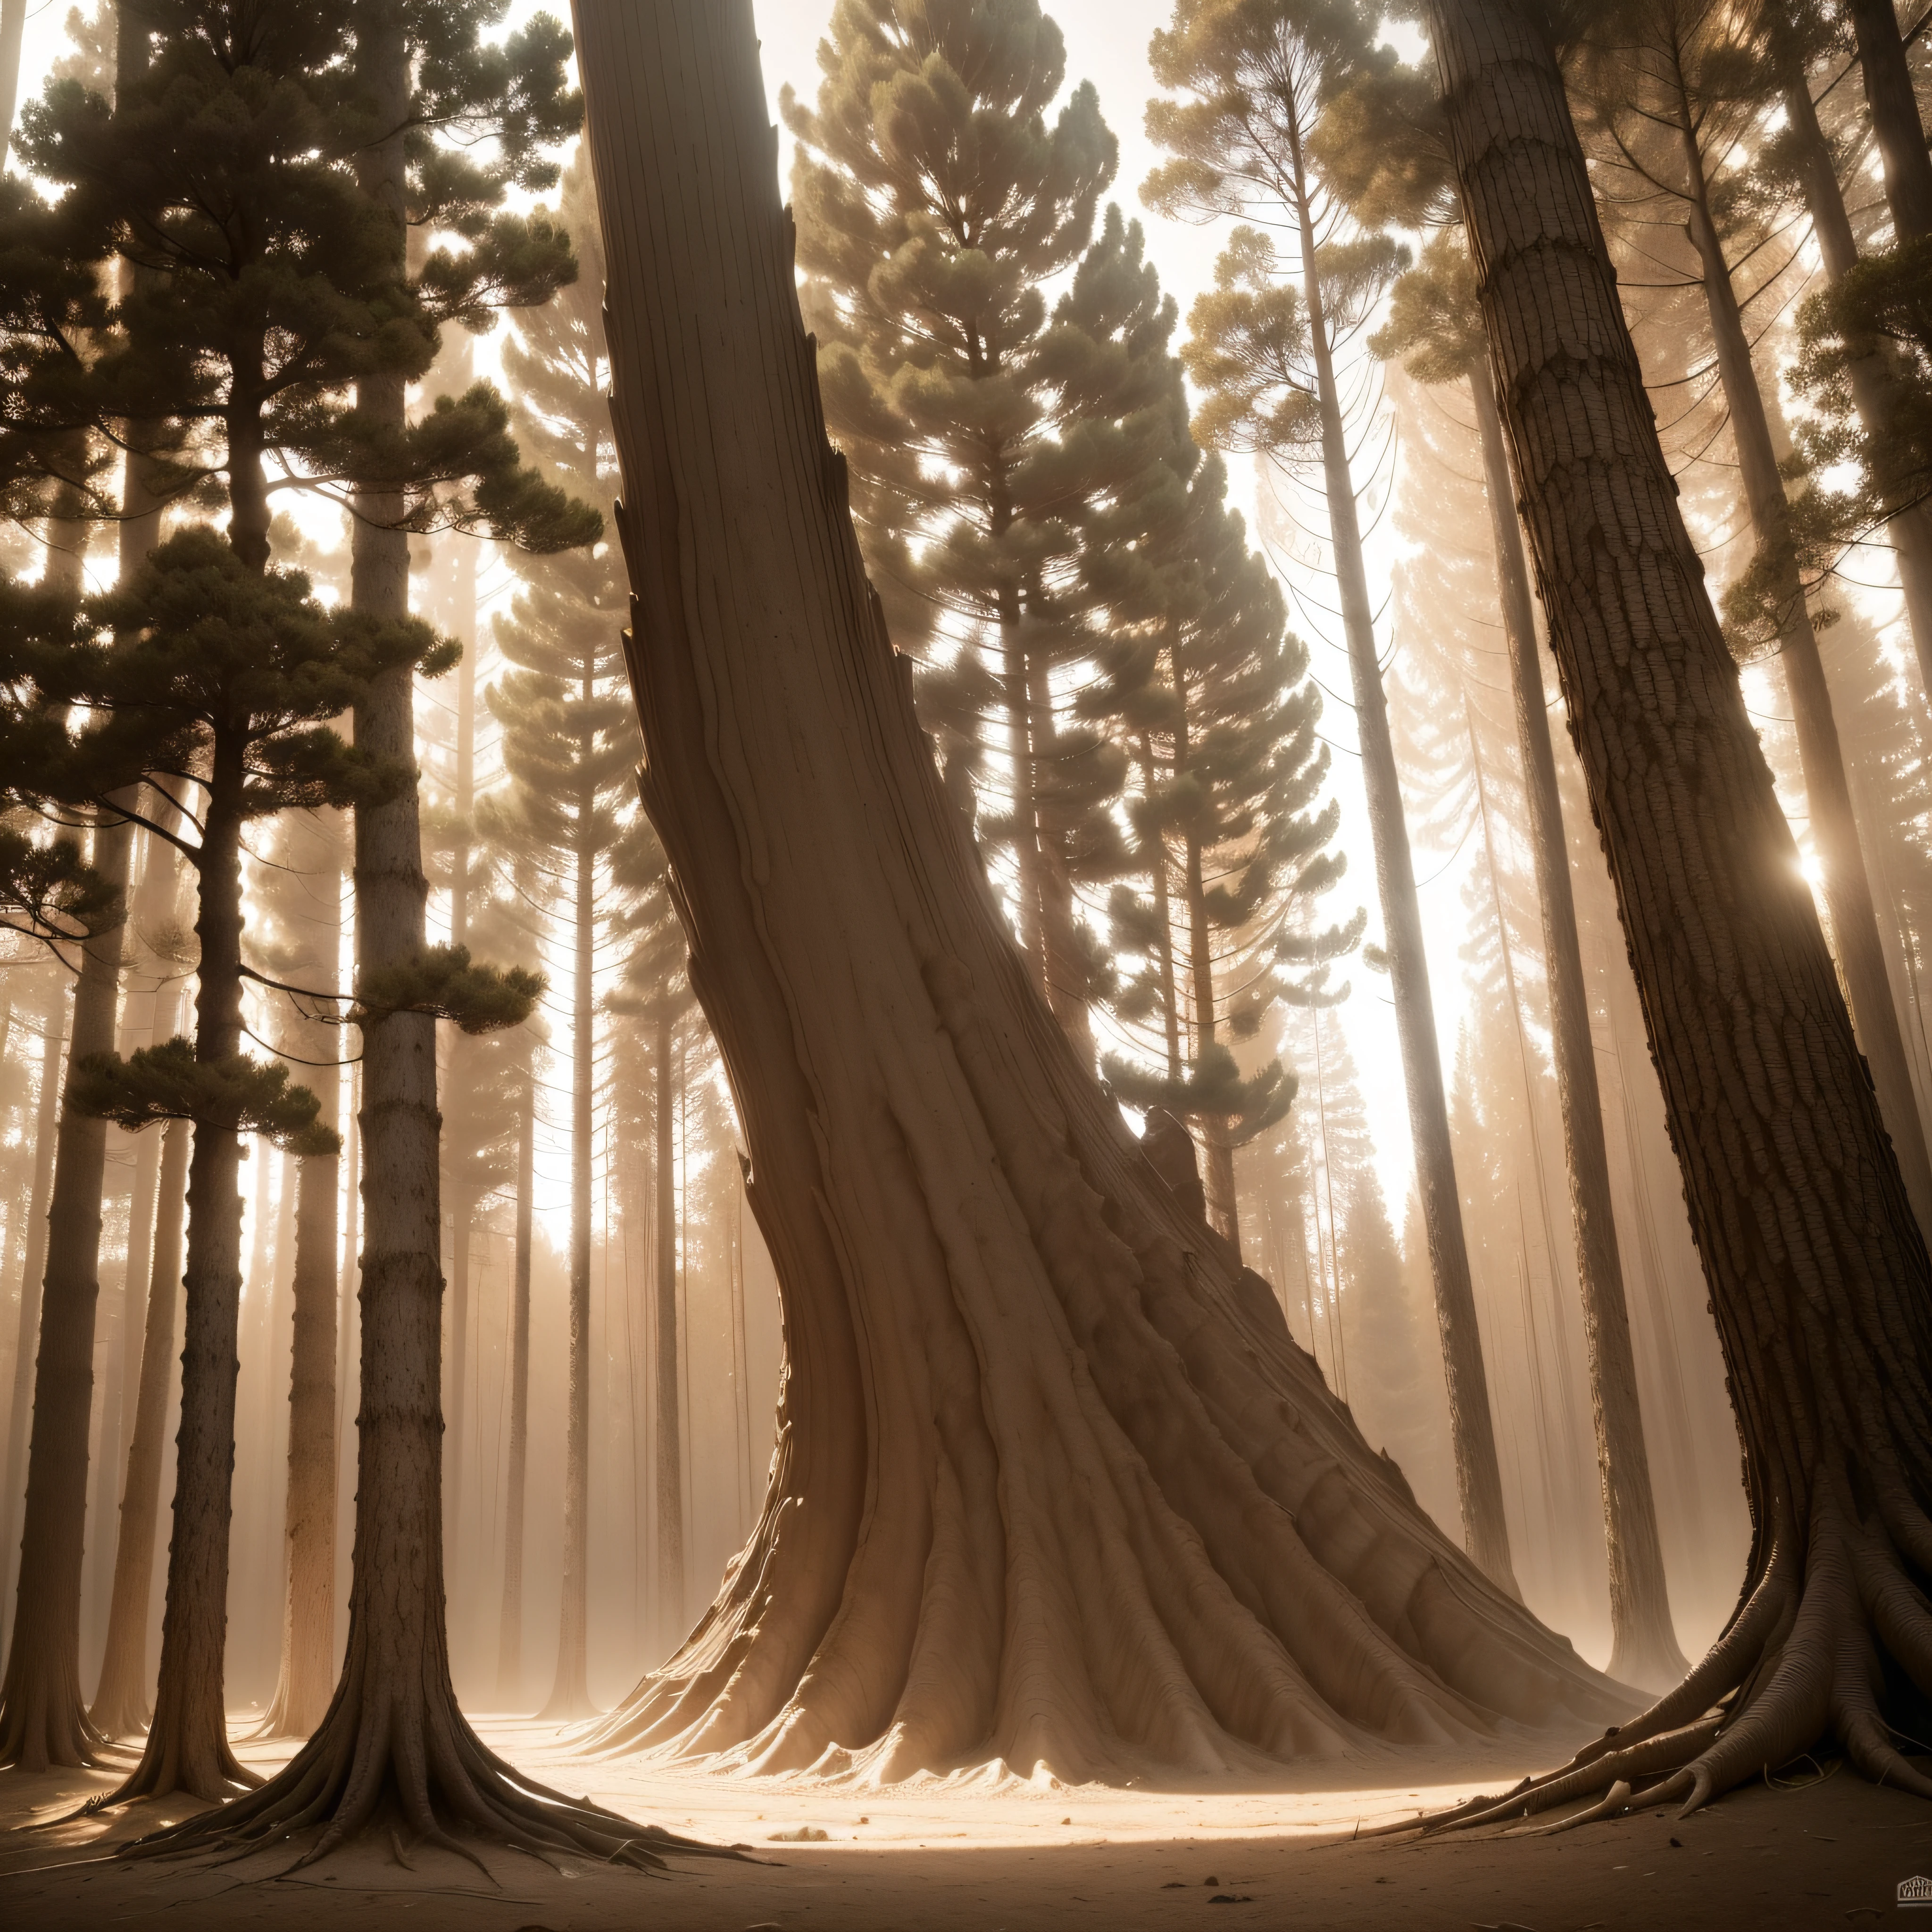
[0,0,575,1812]
[782,0,1132,1061]
[1149,0,1517,1595]
[1093,445,1357,1251]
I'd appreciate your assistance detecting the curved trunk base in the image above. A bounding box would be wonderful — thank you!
[1399,1472,1932,1829]
[118,1665,724,1874]
[578,959,1633,1787]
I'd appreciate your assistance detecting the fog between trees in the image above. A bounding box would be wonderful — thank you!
[0,0,1928,1860]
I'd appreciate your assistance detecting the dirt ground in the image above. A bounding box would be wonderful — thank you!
[0,1716,1918,1930]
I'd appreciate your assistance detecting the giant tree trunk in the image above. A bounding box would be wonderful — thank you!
[572,0,1622,1782]
[541,756,598,1720]
[1674,130,1932,1233]
[88,1093,188,1741]
[651,1007,684,1649]
[1468,357,1685,1690]
[1423,0,1932,1815]
[1,985,64,1646]
[1287,121,1516,1595]
[0,808,133,1771]
[123,5,683,1865]
[106,739,258,1804]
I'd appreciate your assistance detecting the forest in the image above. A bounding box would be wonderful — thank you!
[0,0,1927,1925]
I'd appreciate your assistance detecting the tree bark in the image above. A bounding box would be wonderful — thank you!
[541,704,599,1720]
[1675,118,1932,1235]
[1468,356,1685,1689]
[1286,116,1516,1594]
[0,0,27,167]
[1844,0,1932,242]
[0,808,132,1770]
[571,0,1623,1782]
[496,1043,535,1707]
[652,1006,684,1650]
[1,986,65,1650]
[1774,53,1932,701]
[1424,0,1932,1814]
[108,735,258,1803]
[88,1082,188,1742]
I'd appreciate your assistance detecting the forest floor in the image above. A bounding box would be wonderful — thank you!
[0,1715,1916,1929]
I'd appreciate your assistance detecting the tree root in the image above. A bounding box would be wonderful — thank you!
[111,1677,744,1880]
[1396,1480,1932,1836]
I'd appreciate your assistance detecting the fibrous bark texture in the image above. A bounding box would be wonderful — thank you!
[1421,0,1932,1818]
[570,0,1624,1786]
[1467,359,1684,1691]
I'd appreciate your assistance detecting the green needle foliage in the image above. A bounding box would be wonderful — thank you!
[784,0,1145,1054]
[7,0,596,565]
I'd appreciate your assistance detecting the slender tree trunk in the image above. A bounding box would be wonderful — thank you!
[496,1046,535,1707]
[445,601,475,1571]
[111,733,257,1802]
[88,1038,189,1742]
[1288,123,1516,1594]
[1844,0,1932,242]
[1468,357,1685,1688]
[652,1006,684,1650]
[125,10,679,1863]
[0,805,133,1770]
[541,747,598,1719]
[1774,54,1932,699]
[1426,0,1932,1812]
[1676,120,1932,1235]
[1,987,65,1647]
[573,0,1622,1781]
[1181,823,1240,1252]
[254,1142,339,1739]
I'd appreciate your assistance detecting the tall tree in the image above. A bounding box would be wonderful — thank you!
[117,0,708,1864]
[1569,0,1932,1238]
[783,0,1133,1064]
[1422,0,1932,1814]
[573,0,1624,1783]
[1149,0,1516,1594]
[1093,441,1356,1251]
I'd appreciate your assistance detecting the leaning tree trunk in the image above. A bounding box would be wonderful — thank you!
[88,991,189,1740]
[1775,55,1932,700]
[1468,357,1685,1690]
[572,0,1623,1783]
[0,806,133,1771]
[1421,0,1932,1818]
[541,754,598,1720]
[651,1006,685,1649]
[1676,125,1932,1236]
[1288,123,1517,1596]
[122,4,693,1866]
[104,738,258,1805]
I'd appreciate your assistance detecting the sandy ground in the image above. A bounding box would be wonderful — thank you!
[0,1715,1919,1930]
